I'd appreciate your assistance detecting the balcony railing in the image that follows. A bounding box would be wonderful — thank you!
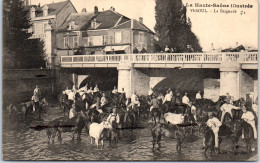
[61,52,258,65]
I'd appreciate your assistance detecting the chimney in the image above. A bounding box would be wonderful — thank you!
[236,42,238,46]
[211,43,215,51]
[42,5,48,17]
[94,6,98,14]
[139,17,143,24]
[110,6,115,11]
[81,8,87,13]
[131,19,134,29]
[30,7,35,18]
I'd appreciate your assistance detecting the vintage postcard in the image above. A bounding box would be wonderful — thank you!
[2,0,258,161]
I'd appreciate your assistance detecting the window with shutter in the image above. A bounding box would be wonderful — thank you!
[64,37,69,48]
[139,32,144,43]
[115,31,122,44]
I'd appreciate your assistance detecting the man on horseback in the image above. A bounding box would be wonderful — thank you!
[34,85,41,100]
[182,93,190,105]
[90,97,103,113]
[225,92,231,103]
[100,93,108,109]
[121,88,125,95]
[93,84,100,93]
[241,106,257,139]
[68,89,75,106]
[163,90,172,111]
[31,91,40,112]
[148,87,153,96]
[220,100,240,123]
[131,91,140,107]
[87,86,93,94]
[112,86,118,94]
[149,95,160,112]
[124,98,136,124]
[190,101,197,121]
[107,108,120,127]
[206,112,222,150]
[64,86,70,96]
[196,91,202,100]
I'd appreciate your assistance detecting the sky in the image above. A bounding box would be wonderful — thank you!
[30,0,258,51]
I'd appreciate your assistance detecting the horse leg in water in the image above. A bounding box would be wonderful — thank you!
[72,129,77,140]
[51,130,57,144]
[176,140,182,151]
[77,129,82,140]
[57,129,62,143]
[47,129,51,144]
[152,124,162,150]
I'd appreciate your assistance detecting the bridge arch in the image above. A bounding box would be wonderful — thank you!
[78,75,117,91]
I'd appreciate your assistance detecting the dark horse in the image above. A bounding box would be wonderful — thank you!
[151,123,185,151]
[108,121,119,148]
[150,107,162,124]
[200,120,243,155]
[58,93,70,116]
[42,111,90,144]
[242,120,256,152]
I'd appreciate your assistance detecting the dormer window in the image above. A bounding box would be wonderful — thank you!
[91,19,99,29]
[69,21,75,30]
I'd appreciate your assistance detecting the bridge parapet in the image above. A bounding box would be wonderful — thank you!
[60,52,258,68]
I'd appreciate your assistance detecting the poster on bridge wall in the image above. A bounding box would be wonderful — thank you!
[2,0,258,161]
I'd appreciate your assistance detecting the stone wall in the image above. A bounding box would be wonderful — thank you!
[240,70,254,99]
[3,69,55,106]
[131,68,150,96]
[203,78,220,102]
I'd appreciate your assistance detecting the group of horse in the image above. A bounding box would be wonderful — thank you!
[6,98,48,122]
[150,95,257,156]
[43,91,150,146]
[6,90,257,154]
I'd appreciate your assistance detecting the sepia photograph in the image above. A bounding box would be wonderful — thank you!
[2,0,258,161]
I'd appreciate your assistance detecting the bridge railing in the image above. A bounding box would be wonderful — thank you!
[61,52,258,64]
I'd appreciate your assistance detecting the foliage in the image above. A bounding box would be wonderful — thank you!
[3,0,46,69]
[154,0,202,52]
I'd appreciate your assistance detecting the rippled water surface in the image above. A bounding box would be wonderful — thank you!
[2,106,257,161]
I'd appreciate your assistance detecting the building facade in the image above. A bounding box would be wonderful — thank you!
[56,6,155,59]
[28,0,77,68]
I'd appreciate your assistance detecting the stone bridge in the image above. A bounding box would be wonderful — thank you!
[60,52,258,100]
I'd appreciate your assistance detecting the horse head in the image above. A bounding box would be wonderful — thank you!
[103,121,113,129]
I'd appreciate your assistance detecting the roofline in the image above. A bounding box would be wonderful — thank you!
[133,19,155,34]
[56,0,78,16]
[111,19,155,34]
[109,9,130,20]
[58,12,76,31]
[132,28,155,34]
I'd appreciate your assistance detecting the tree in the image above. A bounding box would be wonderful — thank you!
[154,0,202,52]
[3,0,46,69]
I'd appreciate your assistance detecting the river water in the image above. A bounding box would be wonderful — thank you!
[2,105,256,161]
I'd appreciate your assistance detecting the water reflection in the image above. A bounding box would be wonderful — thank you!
[2,107,256,161]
